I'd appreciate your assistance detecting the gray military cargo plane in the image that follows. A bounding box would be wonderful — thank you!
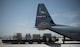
[35,4,80,41]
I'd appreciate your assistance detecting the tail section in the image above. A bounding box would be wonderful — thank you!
[35,3,55,29]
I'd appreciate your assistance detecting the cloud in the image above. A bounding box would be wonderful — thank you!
[64,11,80,19]
[70,22,80,27]
[52,11,80,21]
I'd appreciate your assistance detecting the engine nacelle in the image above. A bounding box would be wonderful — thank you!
[36,22,51,30]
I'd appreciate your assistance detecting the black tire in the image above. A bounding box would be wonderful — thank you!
[20,42,25,44]
[38,41,41,44]
[29,41,33,44]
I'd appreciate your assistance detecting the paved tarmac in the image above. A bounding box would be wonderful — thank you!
[1,44,80,47]
[0,39,80,47]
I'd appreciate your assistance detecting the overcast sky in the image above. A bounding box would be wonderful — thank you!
[0,0,80,37]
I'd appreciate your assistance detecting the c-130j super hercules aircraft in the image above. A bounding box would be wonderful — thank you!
[35,3,80,41]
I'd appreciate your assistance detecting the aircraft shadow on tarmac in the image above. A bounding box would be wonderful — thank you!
[47,44,61,47]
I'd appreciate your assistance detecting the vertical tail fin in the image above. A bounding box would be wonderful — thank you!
[35,4,55,27]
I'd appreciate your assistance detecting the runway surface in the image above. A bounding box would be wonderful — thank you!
[1,44,80,47]
[0,39,80,47]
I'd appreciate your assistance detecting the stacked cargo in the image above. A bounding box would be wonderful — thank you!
[16,33,22,40]
[43,33,52,44]
[2,33,58,44]
[25,33,32,44]
[32,34,41,44]
[25,34,31,40]
[13,34,17,40]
